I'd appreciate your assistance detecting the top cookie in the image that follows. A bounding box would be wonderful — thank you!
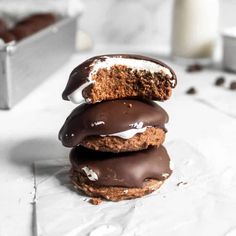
[62,54,177,104]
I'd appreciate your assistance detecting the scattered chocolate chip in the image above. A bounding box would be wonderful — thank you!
[186,87,197,95]
[215,76,225,86]
[177,181,188,187]
[186,64,203,73]
[230,81,236,90]
[89,198,102,205]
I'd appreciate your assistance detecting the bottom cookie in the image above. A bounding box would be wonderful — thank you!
[69,145,172,201]
[71,175,164,201]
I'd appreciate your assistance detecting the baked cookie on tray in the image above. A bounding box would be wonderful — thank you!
[62,54,177,104]
[70,145,172,201]
[0,18,7,34]
[59,99,169,152]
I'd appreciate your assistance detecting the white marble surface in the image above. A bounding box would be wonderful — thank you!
[80,0,236,49]
[0,46,236,235]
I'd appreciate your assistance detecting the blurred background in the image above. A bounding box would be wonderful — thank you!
[1,0,236,54]
[71,0,233,59]
[80,0,235,49]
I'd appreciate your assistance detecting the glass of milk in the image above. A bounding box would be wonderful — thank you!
[171,0,219,63]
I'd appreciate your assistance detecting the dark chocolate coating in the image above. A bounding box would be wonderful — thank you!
[11,25,34,40]
[62,54,177,100]
[0,31,16,43]
[70,145,172,188]
[59,99,168,147]
[0,19,7,34]
[0,13,56,42]
[17,13,56,33]
[17,19,45,33]
[11,13,56,41]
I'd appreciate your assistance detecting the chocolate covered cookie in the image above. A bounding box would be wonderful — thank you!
[81,127,165,152]
[0,31,16,43]
[59,99,168,152]
[17,13,56,33]
[11,13,56,41]
[10,25,34,41]
[70,145,172,201]
[62,54,177,104]
[0,19,7,34]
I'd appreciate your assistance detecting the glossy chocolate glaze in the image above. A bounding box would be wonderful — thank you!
[70,145,172,188]
[59,99,169,147]
[62,54,177,100]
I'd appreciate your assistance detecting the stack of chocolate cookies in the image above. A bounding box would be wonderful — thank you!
[59,54,177,202]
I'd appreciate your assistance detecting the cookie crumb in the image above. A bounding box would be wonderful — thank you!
[215,76,225,86]
[177,181,188,187]
[89,198,102,205]
[186,64,203,73]
[230,81,236,90]
[186,87,197,95]
[128,103,133,108]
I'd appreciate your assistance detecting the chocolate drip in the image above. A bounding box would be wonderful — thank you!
[62,54,177,100]
[70,145,172,188]
[59,99,169,147]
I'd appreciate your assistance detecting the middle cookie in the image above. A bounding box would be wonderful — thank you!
[59,99,168,152]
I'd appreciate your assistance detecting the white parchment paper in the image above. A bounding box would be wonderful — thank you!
[35,140,236,236]
[197,87,236,119]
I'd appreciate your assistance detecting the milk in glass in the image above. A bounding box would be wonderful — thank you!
[171,0,219,61]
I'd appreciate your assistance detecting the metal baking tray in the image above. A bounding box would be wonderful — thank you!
[0,16,77,109]
[223,27,236,73]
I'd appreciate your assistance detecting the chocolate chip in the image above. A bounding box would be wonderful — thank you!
[230,81,236,90]
[186,87,197,95]
[177,181,188,187]
[186,64,203,73]
[215,76,225,86]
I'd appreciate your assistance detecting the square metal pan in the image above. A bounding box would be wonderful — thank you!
[0,16,77,109]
